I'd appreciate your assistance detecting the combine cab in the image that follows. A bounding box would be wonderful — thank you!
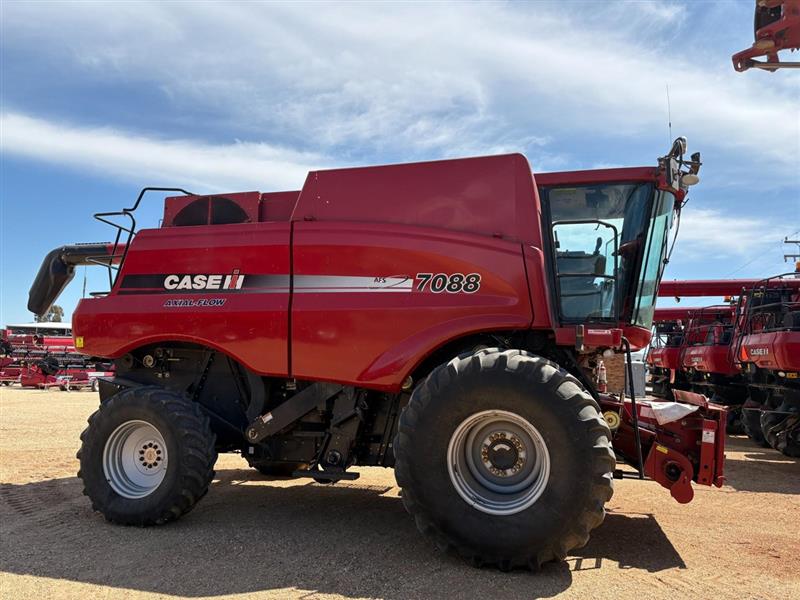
[647,307,692,399]
[28,139,724,569]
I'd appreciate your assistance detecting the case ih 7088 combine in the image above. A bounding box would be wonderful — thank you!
[29,140,725,569]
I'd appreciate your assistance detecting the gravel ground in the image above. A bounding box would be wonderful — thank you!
[1,386,798,600]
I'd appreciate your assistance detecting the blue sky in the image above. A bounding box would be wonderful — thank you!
[1,0,798,324]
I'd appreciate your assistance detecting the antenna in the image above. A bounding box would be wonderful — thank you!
[82,266,87,298]
[666,83,673,144]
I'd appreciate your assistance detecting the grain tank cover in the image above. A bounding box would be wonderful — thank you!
[291,154,539,243]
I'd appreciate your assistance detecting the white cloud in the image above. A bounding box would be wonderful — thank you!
[1,1,798,180]
[626,1,686,24]
[673,207,782,259]
[0,113,326,192]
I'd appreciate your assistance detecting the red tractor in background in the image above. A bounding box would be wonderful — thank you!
[732,0,800,71]
[734,274,800,456]
[28,140,726,569]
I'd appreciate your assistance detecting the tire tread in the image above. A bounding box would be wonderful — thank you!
[394,349,614,570]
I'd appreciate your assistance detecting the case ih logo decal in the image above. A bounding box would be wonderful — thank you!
[164,270,244,291]
[748,347,769,356]
[118,273,287,295]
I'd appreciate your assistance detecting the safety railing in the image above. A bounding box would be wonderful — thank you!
[93,187,194,290]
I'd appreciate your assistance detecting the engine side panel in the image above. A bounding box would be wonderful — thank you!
[73,222,291,376]
[741,331,800,371]
[682,345,740,376]
[291,222,534,390]
[649,346,682,370]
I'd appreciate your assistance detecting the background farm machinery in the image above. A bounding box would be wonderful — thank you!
[734,275,800,455]
[732,0,800,71]
[649,274,800,455]
[0,325,112,391]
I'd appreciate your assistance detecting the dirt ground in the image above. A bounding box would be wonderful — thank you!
[0,387,798,600]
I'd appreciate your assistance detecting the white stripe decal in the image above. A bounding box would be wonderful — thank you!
[293,275,413,292]
[295,288,412,293]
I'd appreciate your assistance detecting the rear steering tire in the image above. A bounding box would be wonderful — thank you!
[77,386,217,525]
[394,349,615,570]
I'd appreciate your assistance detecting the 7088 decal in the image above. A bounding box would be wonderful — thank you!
[416,273,481,293]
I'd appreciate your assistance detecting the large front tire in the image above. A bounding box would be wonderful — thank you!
[394,349,615,570]
[78,386,217,525]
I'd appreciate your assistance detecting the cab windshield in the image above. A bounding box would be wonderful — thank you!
[542,182,675,329]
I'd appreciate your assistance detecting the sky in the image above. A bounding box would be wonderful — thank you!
[1,0,798,325]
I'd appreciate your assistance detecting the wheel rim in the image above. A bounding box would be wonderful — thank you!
[103,420,168,499]
[447,409,550,516]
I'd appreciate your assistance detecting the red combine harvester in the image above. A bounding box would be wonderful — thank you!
[656,276,800,453]
[28,140,725,569]
[678,305,745,433]
[648,304,743,433]
[652,279,759,398]
[734,274,800,456]
[732,0,800,71]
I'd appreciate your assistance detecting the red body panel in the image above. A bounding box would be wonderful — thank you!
[682,345,740,376]
[74,222,292,376]
[293,154,542,246]
[291,222,534,389]
[740,331,800,371]
[259,191,299,222]
[72,155,554,389]
[70,154,676,390]
[648,346,682,370]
